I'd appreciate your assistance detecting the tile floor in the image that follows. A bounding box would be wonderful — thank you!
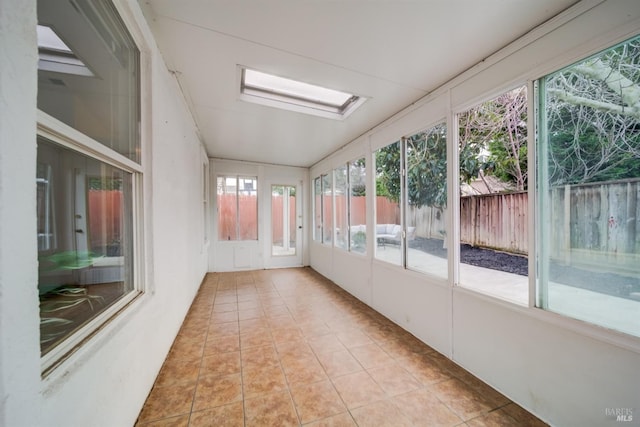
[136,267,547,426]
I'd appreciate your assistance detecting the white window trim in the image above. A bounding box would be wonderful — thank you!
[37,114,146,375]
[36,0,151,376]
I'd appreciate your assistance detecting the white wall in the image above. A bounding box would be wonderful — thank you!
[310,1,640,426]
[209,158,309,272]
[0,1,209,425]
[0,1,41,426]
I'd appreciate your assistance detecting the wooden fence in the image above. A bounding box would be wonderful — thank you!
[460,192,528,254]
[548,178,640,271]
[218,178,640,266]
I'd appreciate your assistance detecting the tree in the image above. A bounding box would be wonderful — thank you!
[458,86,528,191]
[544,36,640,185]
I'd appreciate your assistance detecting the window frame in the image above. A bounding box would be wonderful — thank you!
[334,165,349,251]
[216,174,259,241]
[36,0,148,375]
[321,173,333,246]
[453,86,529,305]
[37,113,145,374]
[534,34,640,338]
[347,157,367,255]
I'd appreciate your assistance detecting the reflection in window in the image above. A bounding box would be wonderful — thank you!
[37,0,140,162]
[36,0,141,367]
[217,176,258,241]
[37,137,134,355]
[374,141,402,266]
[538,35,640,337]
[349,158,367,254]
[37,162,56,251]
[406,123,448,278]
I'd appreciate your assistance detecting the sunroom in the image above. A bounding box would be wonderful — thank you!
[2,0,640,426]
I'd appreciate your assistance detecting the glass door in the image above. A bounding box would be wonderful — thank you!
[270,184,302,266]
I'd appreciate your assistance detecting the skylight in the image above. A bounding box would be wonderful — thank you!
[37,25,94,77]
[239,67,366,120]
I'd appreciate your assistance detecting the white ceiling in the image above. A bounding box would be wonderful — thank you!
[139,0,578,167]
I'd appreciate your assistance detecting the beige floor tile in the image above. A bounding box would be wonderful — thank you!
[135,413,190,426]
[203,335,239,355]
[290,380,347,424]
[244,390,299,426]
[391,388,463,426]
[302,412,356,427]
[350,399,413,427]
[281,355,328,387]
[367,363,422,396]
[331,371,386,409]
[154,358,200,387]
[335,329,373,348]
[192,373,242,412]
[209,310,238,324]
[241,344,281,369]
[307,334,346,354]
[137,269,547,427]
[188,402,244,427]
[199,351,241,378]
[315,349,363,378]
[429,378,498,421]
[348,343,393,369]
[242,364,288,398]
[136,383,196,423]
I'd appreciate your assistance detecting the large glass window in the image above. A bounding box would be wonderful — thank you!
[406,123,448,278]
[457,86,529,304]
[313,177,322,242]
[217,176,258,241]
[538,35,640,337]
[38,0,140,163]
[37,0,141,368]
[271,185,296,256]
[322,174,333,245]
[375,141,402,266]
[334,165,349,250]
[348,158,367,254]
[37,138,135,355]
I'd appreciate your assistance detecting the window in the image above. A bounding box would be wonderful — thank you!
[333,160,367,253]
[312,173,335,245]
[406,123,448,278]
[457,87,528,304]
[271,185,296,256]
[37,0,141,369]
[538,35,640,337]
[374,126,449,275]
[203,159,210,244]
[37,138,135,356]
[239,67,366,119]
[349,158,367,254]
[334,165,349,250]
[38,0,140,163]
[322,174,333,245]
[375,141,402,266]
[217,176,258,241]
[313,177,322,242]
